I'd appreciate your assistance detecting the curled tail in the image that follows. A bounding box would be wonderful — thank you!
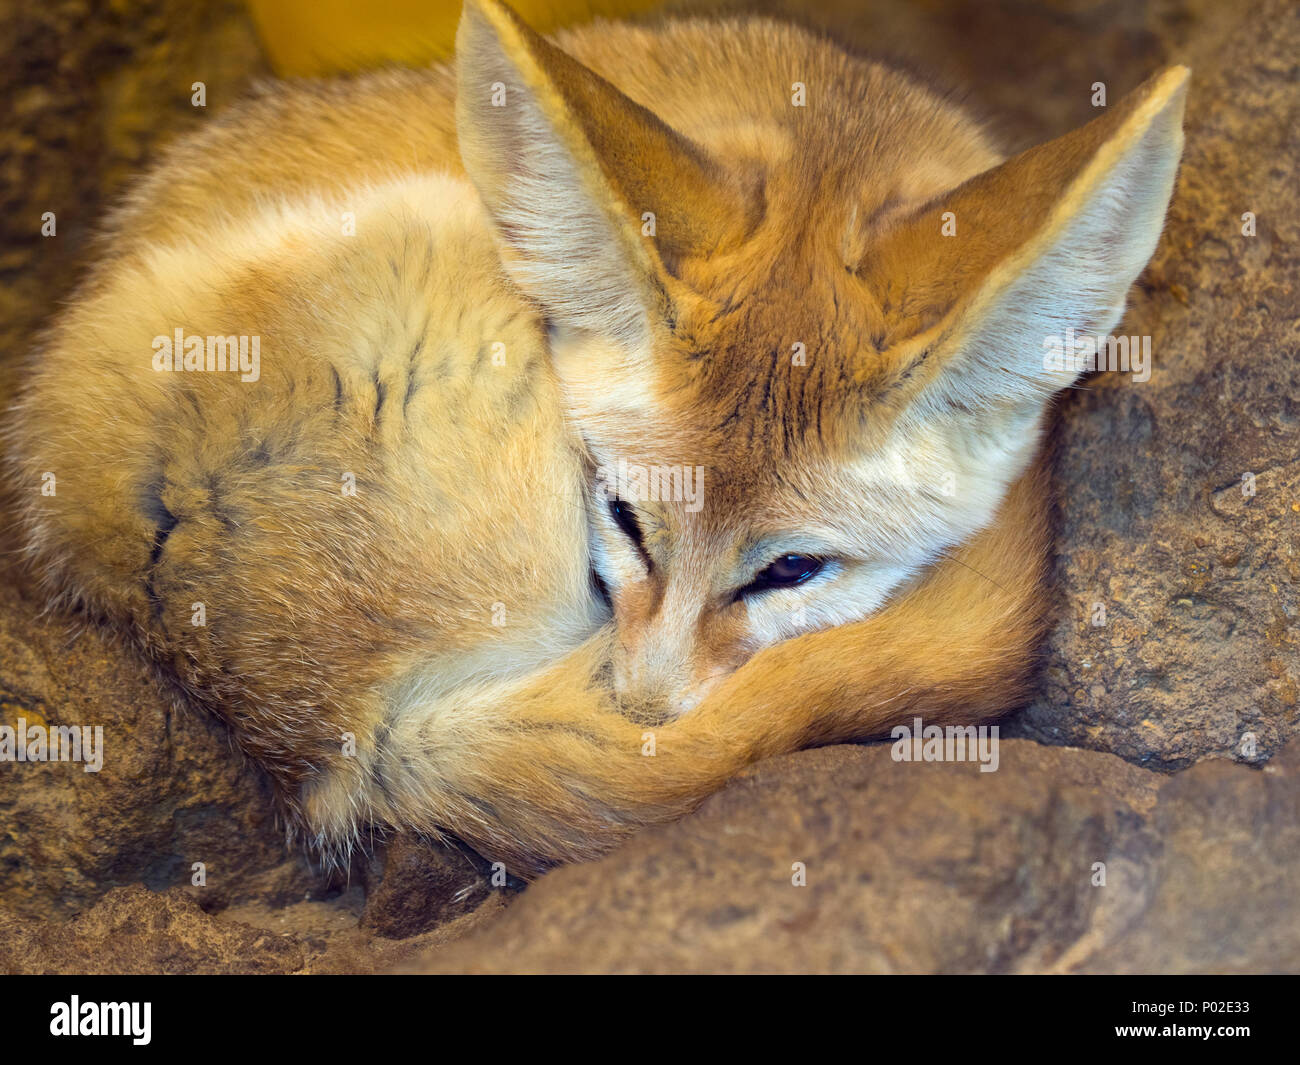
[316,457,1054,874]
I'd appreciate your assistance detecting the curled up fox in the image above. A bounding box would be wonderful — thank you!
[8,0,1187,872]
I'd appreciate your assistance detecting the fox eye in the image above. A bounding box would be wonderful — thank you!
[608,498,643,545]
[745,554,823,595]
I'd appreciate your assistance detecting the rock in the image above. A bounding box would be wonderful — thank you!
[1095,743,1300,973]
[991,0,1300,766]
[0,576,333,918]
[0,0,271,402]
[408,739,1300,974]
[358,834,505,939]
[0,885,308,974]
[0,878,509,975]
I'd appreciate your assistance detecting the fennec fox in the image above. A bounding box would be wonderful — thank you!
[8,0,1186,871]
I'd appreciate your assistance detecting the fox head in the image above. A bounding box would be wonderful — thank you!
[455,0,1187,717]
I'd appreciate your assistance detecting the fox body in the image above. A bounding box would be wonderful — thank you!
[8,1,1186,870]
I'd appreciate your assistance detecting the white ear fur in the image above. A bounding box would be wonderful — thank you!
[454,1,657,350]
[918,68,1188,420]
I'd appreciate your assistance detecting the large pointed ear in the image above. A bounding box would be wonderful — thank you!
[454,0,762,350]
[861,66,1189,416]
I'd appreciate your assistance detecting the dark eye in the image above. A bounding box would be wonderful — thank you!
[745,554,823,594]
[608,499,643,545]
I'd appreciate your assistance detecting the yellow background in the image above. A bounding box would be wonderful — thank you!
[246,0,663,76]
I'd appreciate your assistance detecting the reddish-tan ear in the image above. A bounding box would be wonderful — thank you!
[455,0,762,348]
[861,66,1188,412]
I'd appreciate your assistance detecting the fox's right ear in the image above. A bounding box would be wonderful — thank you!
[454,0,762,352]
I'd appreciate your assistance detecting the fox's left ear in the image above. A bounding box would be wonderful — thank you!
[454,0,762,352]
[864,66,1189,417]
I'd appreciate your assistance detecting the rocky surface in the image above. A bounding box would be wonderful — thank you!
[0,0,269,403]
[1001,0,1300,769]
[0,0,1295,973]
[0,881,506,974]
[408,739,1300,974]
[0,577,327,920]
